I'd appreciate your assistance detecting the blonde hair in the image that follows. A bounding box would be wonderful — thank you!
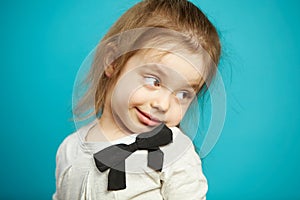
[75,0,221,119]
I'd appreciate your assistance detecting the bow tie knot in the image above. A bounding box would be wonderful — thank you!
[127,137,151,151]
[93,124,173,190]
[127,142,139,152]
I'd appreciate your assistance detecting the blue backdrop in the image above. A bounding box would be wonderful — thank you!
[1,0,299,199]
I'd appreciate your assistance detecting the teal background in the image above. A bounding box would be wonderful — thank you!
[1,0,299,199]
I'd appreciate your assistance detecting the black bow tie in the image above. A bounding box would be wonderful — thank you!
[93,124,173,190]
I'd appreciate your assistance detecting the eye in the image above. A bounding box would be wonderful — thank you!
[144,76,161,87]
[175,91,193,101]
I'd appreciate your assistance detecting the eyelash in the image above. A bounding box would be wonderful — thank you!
[143,76,193,101]
[175,91,193,101]
[144,76,161,87]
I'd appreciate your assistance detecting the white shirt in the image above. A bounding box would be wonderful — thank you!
[53,121,207,200]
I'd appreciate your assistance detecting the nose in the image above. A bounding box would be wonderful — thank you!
[151,89,171,112]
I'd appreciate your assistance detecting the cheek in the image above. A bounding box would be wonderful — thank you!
[165,103,184,126]
[128,87,150,106]
[112,74,142,106]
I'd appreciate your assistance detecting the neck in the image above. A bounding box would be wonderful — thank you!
[86,103,130,142]
[99,113,129,140]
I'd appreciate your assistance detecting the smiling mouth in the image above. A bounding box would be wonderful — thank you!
[135,107,161,126]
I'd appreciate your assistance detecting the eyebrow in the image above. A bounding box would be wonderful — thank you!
[182,82,202,93]
[147,64,168,77]
[191,78,205,92]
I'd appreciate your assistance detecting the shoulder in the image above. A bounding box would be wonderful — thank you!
[169,126,194,145]
[56,132,79,160]
[160,127,207,199]
[55,125,89,178]
[56,122,93,160]
[161,127,201,169]
[55,132,79,176]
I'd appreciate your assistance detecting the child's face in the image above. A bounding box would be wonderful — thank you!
[106,50,204,133]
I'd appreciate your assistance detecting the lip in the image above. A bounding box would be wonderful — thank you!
[135,107,161,126]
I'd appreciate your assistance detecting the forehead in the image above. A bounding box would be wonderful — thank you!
[159,53,202,85]
[123,49,204,85]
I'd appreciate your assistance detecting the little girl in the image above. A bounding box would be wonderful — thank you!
[53,0,221,199]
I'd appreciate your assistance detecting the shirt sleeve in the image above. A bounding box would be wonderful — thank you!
[160,129,208,200]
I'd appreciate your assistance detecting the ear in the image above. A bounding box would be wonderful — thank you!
[105,64,114,78]
[103,41,118,78]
